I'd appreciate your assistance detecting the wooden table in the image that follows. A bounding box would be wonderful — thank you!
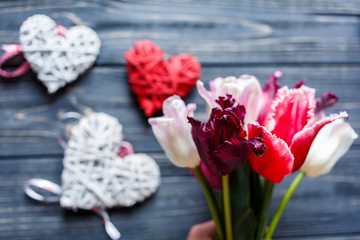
[0,1,359,239]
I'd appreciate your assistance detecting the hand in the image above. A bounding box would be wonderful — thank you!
[187,220,216,240]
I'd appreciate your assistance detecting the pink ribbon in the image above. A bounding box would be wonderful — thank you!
[56,24,67,37]
[0,44,31,78]
[0,24,67,78]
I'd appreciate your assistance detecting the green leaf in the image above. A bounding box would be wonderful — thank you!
[230,166,257,239]
[233,208,257,240]
[230,166,250,217]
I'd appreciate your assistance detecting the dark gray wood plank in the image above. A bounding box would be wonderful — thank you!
[270,150,360,238]
[0,158,209,240]
[0,0,359,239]
[0,66,359,157]
[0,1,359,65]
[1,151,360,239]
[0,65,359,238]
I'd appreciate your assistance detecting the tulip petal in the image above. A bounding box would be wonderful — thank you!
[186,103,197,116]
[248,123,294,183]
[315,92,338,116]
[211,138,253,175]
[188,117,212,168]
[290,111,348,172]
[215,94,236,110]
[163,95,188,118]
[198,76,265,124]
[259,71,283,124]
[209,108,241,145]
[247,136,267,156]
[230,75,264,124]
[301,119,358,177]
[149,96,200,168]
[200,161,223,189]
[263,71,282,99]
[263,86,316,145]
[150,117,198,168]
[258,71,282,124]
[189,161,223,190]
[196,80,218,110]
[294,78,306,89]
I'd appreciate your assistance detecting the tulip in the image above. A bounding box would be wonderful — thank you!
[265,118,357,240]
[262,86,317,146]
[196,74,264,125]
[148,95,199,168]
[301,118,358,177]
[188,95,266,176]
[249,85,348,183]
[248,122,294,183]
[189,95,266,240]
[149,96,225,239]
[258,71,282,124]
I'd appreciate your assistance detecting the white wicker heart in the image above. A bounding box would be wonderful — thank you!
[19,14,101,94]
[60,112,161,210]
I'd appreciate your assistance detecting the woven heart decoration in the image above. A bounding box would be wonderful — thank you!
[60,112,160,210]
[124,40,201,117]
[11,14,101,93]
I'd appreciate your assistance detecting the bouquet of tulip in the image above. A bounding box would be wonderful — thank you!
[149,72,358,240]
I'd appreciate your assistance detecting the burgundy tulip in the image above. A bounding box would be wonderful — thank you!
[188,95,266,176]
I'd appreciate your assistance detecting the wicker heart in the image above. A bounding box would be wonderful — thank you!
[60,112,160,210]
[124,40,201,117]
[19,14,101,94]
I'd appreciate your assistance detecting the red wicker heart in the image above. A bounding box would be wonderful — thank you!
[124,40,201,117]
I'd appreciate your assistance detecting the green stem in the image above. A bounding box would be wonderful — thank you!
[256,179,274,240]
[193,166,224,240]
[264,171,305,240]
[250,169,262,219]
[222,175,232,240]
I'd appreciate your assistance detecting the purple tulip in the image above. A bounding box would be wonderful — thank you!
[188,95,266,176]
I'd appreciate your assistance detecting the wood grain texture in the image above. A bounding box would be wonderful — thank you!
[0,0,359,65]
[0,66,358,157]
[0,158,210,240]
[0,0,359,239]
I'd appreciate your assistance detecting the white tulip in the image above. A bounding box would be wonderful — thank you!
[301,119,358,177]
[148,95,200,168]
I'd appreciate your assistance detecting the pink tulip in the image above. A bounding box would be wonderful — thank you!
[196,75,264,125]
[197,72,283,126]
[148,95,200,168]
[248,85,348,183]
